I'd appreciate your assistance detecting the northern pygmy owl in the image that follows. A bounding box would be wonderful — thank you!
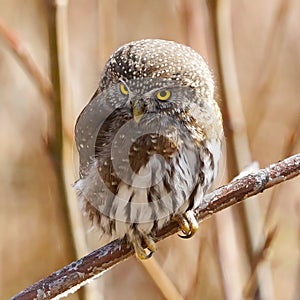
[74,39,223,259]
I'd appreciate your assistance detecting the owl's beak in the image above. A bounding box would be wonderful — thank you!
[131,99,145,123]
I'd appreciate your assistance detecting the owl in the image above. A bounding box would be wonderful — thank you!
[74,39,223,259]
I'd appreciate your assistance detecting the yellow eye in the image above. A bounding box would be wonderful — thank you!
[156,90,171,101]
[120,83,129,95]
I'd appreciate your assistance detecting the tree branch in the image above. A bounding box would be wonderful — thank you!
[10,153,300,300]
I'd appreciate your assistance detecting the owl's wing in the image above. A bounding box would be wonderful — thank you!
[75,88,115,178]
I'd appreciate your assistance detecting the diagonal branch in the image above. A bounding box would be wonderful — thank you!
[10,153,300,300]
[0,18,53,102]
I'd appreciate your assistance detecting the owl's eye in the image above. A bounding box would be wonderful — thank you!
[120,83,129,95]
[156,89,171,101]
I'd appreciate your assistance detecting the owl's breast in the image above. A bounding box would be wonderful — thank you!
[75,123,219,238]
[75,106,220,235]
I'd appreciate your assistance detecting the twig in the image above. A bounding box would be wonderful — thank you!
[249,0,291,140]
[214,0,252,171]
[139,259,184,300]
[180,0,208,57]
[213,0,275,298]
[97,0,118,67]
[44,0,80,281]
[50,0,88,259]
[208,0,257,297]
[243,226,278,298]
[45,1,89,299]
[10,153,300,300]
[0,18,53,102]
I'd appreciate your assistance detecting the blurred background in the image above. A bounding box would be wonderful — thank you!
[0,0,299,299]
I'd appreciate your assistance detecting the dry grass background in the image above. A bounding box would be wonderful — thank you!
[0,0,300,299]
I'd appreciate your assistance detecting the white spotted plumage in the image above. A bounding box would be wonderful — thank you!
[74,39,223,258]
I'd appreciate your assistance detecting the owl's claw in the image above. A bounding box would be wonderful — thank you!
[143,234,157,253]
[174,210,199,239]
[132,234,157,260]
[134,246,153,260]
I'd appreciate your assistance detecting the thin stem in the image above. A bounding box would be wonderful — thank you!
[139,259,184,300]
[213,0,275,298]
[0,18,53,103]
[44,0,78,270]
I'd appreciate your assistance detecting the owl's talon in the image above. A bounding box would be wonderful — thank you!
[144,235,157,253]
[178,232,193,239]
[174,210,199,239]
[131,234,156,260]
[175,214,191,235]
[145,251,153,259]
[135,247,153,260]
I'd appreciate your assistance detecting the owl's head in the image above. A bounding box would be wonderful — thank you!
[101,39,214,95]
[98,39,215,123]
[100,39,214,98]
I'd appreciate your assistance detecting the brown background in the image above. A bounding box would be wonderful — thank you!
[0,0,299,299]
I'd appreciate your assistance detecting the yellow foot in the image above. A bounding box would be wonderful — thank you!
[173,210,199,239]
[131,234,157,260]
